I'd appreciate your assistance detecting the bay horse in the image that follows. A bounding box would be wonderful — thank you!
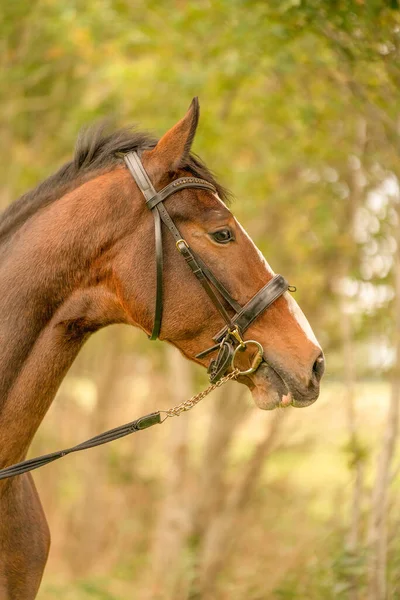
[0,99,324,599]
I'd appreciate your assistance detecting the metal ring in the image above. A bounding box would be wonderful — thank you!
[232,340,264,376]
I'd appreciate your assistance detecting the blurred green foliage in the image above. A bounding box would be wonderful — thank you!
[2,0,400,371]
[2,1,400,598]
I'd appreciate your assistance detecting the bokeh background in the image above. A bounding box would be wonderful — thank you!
[2,2,400,599]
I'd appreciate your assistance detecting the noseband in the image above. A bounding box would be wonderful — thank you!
[124,152,290,383]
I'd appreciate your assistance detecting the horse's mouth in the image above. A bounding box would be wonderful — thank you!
[239,360,319,411]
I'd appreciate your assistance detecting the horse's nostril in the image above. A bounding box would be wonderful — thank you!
[312,353,325,383]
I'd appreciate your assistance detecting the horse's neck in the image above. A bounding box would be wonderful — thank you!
[0,292,86,467]
[0,170,134,467]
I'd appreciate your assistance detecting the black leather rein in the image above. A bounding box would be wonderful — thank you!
[124,151,290,384]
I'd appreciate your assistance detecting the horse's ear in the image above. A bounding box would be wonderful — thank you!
[144,98,199,177]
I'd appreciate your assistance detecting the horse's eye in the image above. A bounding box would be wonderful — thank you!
[211,229,234,244]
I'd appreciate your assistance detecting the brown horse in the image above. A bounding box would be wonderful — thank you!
[0,100,324,599]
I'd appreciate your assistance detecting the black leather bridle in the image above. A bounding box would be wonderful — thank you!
[124,151,291,383]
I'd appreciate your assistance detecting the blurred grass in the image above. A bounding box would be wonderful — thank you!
[36,377,395,600]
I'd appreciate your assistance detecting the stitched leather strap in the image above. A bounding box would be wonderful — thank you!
[124,151,236,337]
[195,275,289,361]
[192,253,242,313]
[125,152,163,339]
[147,177,217,209]
[125,152,157,201]
[151,208,163,339]
[213,274,289,342]
[152,197,235,329]
[175,240,235,328]
[0,412,161,481]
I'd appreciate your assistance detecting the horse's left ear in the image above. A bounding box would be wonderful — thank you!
[144,98,199,177]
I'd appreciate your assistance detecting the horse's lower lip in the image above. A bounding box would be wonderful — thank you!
[261,360,288,393]
[240,360,290,410]
[241,360,319,410]
[291,396,319,408]
[260,360,291,406]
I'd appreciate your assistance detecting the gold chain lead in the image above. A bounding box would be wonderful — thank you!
[164,369,240,418]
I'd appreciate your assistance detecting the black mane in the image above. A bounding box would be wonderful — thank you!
[0,123,229,241]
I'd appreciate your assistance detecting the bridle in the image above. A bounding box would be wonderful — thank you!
[0,150,294,482]
[124,151,291,383]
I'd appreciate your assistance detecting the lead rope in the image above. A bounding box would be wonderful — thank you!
[0,369,240,481]
[0,343,265,481]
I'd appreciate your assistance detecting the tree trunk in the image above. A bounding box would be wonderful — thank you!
[66,330,123,574]
[193,381,248,540]
[339,120,366,599]
[195,410,285,598]
[145,346,192,600]
[366,202,400,600]
[341,298,364,600]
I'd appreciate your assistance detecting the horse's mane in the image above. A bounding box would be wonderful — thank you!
[0,123,229,241]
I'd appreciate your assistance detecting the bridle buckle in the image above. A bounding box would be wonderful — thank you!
[228,327,246,349]
[176,238,189,252]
